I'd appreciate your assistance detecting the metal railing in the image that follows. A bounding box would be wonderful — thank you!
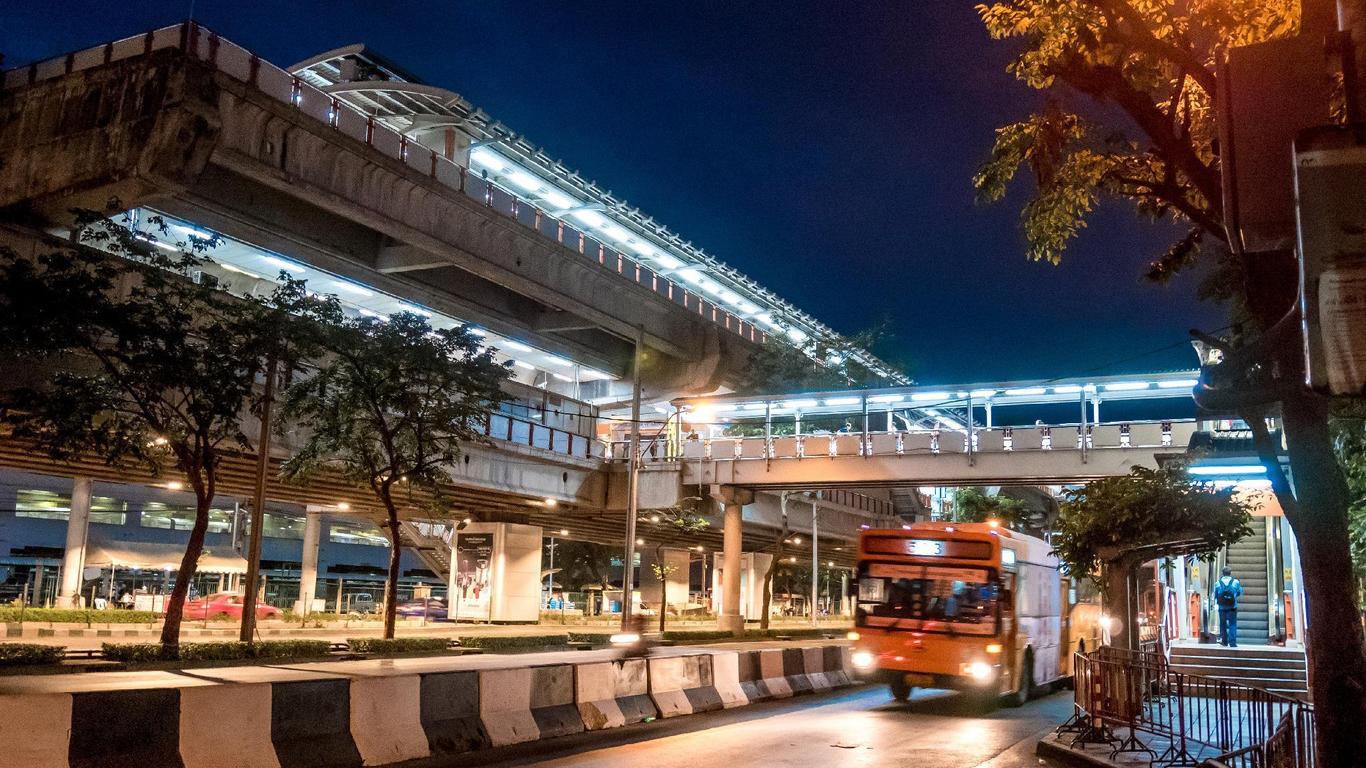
[1,23,769,351]
[478,410,600,459]
[1062,647,1314,768]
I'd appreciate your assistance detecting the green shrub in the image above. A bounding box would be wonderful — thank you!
[347,637,450,654]
[566,632,615,645]
[0,608,157,624]
[661,630,734,643]
[178,641,250,661]
[0,643,65,666]
[102,639,332,662]
[101,643,167,662]
[249,640,331,659]
[456,634,568,650]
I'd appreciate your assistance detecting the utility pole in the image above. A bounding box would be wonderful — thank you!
[621,326,644,630]
[240,355,277,642]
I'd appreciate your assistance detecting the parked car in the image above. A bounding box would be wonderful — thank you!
[346,593,378,614]
[183,592,280,620]
[395,598,447,620]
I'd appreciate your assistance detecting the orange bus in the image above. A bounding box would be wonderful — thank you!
[848,521,1095,707]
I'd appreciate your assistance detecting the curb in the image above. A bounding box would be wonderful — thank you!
[1036,732,1121,768]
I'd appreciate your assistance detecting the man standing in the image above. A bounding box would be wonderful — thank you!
[1214,566,1243,648]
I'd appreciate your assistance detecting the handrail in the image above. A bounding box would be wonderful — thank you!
[1,23,769,352]
[1066,648,1314,768]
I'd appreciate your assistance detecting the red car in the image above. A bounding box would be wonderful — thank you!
[183,591,280,620]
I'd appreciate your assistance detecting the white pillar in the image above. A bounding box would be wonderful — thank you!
[718,486,752,634]
[57,477,92,608]
[1173,556,1190,640]
[294,507,323,614]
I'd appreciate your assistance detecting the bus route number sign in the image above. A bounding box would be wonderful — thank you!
[908,539,944,556]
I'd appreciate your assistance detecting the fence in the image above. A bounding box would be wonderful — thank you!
[1062,647,1314,768]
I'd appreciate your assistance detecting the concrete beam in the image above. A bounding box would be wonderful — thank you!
[375,243,451,274]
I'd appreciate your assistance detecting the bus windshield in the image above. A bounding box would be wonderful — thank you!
[857,563,999,636]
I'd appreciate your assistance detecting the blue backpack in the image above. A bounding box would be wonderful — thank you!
[1215,578,1239,608]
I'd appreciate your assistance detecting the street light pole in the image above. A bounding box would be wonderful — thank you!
[621,326,644,630]
[811,494,819,627]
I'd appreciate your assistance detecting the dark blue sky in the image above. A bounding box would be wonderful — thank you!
[3,1,1225,384]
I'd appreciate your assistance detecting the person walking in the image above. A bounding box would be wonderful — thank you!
[1214,566,1243,648]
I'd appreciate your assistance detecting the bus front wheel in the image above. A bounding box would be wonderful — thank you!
[1005,650,1034,708]
[889,677,913,702]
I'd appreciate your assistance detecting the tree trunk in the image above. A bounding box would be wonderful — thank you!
[382,500,402,640]
[160,485,212,656]
[760,543,782,631]
[1279,395,1366,764]
[1099,555,1138,651]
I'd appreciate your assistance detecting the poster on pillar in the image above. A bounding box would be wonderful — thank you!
[453,532,493,621]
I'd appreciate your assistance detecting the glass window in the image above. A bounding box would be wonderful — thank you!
[857,564,999,636]
[329,523,389,547]
[263,512,304,540]
[15,489,127,525]
[139,502,233,534]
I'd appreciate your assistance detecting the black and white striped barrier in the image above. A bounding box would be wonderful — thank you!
[1,644,856,768]
[576,658,654,730]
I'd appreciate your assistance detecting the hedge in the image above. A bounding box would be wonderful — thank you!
[346,637,450,654]
[0,608,158,624]
[102,639,332,662]
[455,634,569,650]
[661,629,735,643]
[566,632,615,645]
[0,643,65,666]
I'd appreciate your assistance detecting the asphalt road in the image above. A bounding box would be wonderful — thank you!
[436,685,1071,768]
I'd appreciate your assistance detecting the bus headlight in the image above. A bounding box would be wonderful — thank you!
[962,661,993,681]
[846,631,860,641]
[609,632,641,645]
[985,643,1002,655]
[851,650,876,669]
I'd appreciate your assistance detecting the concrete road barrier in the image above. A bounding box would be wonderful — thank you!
[270,679,362,768]
[782,648,814,695]
[734,650,771,702]
[350,676,429,766]
[528,665,584,740]
[418,671,490,756]
[647,654,722,718]
[478,667,541,747]
[180,683,280,768]
[0,692,70,768]
[706,651,748,708]
[824,646,852,687]
[757,649,794,698]
[575,658,656,730]
[71,689,183,768]
[803,647,833,692]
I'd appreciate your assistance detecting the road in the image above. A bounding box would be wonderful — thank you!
[442,686,1070,768]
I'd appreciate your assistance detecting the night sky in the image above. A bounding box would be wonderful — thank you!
[3,1,1226,385]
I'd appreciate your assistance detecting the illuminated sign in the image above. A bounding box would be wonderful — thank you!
[908,539,944,556]
[1001,548,1017,566]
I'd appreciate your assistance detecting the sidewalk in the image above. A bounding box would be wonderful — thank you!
[3,617,852,650]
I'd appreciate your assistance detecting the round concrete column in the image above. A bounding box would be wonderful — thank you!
[717,486,753,635]
[294,507,324,614]
[57,477,92,608]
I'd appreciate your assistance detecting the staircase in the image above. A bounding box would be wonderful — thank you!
[398,521,453,582]
[1169,644,1309,700]
[1225,516,1271,644]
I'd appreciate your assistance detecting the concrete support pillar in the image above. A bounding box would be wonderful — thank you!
[640,547,690,613]
[717,486,753,634]
[294,507,323,614]
[57,477,93,608]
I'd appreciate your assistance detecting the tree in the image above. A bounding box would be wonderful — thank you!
[1053,466,1252,649]
[948,487,1028,530]
[0,209,310,655]
[758,492,799,630]
[736,317,907,394]
[641,499,710,632]
[281,310,510,638]
[974,3,1366,755]
[1330,402,1366,605]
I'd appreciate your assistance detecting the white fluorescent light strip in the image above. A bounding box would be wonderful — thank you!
[1003,387,1047,396]
[1157,379,1199,389]
[824,397,861,406]
[653,254,684,270]
[262,256,305,274]
[542,355,572,367]
[1052,385,1083,394]
[1188,465,1267,476]
[910,392,952,402]
[784,399,818,409]
[969,389,998,398]
[503,340,533,352]
[398,304,432,317]
[551,372,573,382]
[505,170,542,192]
[333,282,373,297]
[868,394,904,403]
[539,189,576,210]
[512,360,536,370]
[1105,382,1150,391]
[219,263,262,279]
